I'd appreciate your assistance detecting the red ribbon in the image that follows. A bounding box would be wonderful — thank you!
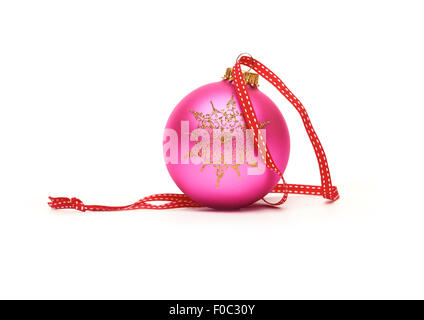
[48,56,338,212]
[234,56,339,204]
[48,194,201,211]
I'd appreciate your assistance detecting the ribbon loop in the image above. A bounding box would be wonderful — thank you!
[233,56,339,203]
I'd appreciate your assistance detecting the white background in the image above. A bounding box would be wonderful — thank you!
[0,0,423,299]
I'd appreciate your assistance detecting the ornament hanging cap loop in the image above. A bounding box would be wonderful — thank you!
[236,52,254,72]
[224,52,258,87]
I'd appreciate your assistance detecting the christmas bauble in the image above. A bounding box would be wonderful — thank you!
[163,68,290,209]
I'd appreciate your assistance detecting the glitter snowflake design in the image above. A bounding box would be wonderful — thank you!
[190,95,270,187]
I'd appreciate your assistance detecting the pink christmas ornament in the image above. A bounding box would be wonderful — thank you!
[163,70,290,209]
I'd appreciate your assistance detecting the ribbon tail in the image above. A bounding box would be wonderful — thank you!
[48,196,87,212]
[48,194,202,212]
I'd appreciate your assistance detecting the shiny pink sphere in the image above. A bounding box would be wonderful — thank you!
[163,80,290,209]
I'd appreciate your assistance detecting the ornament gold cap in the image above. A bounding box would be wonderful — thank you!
[223,67,259,87]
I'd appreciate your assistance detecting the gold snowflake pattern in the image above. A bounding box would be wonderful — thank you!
[190,95,270,187]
